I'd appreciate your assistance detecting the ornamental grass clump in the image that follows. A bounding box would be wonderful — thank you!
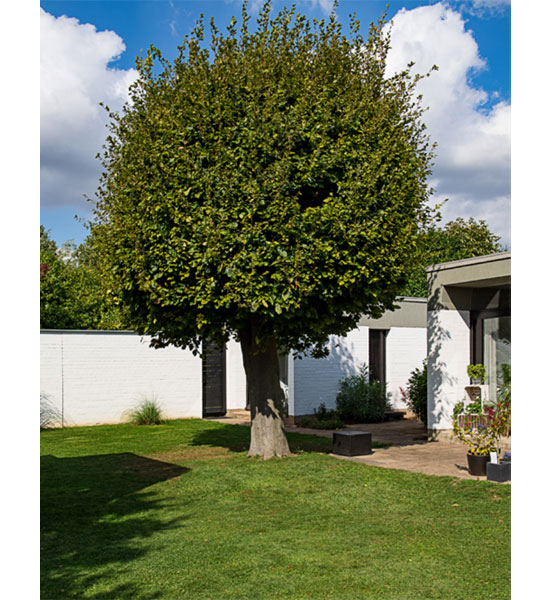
[127,397,164,425]
[40,394,62,430]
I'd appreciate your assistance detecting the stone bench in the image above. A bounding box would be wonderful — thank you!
[332,431,372,456]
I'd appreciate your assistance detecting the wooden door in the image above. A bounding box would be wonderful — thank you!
[202,343,227,417]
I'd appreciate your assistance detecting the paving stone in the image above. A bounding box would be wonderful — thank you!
[209,411,510,482]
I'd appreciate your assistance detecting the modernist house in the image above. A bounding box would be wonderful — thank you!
[426,252,511,440]
[40,298,427,427]
[41,252,510,431]
[286,297,426,421]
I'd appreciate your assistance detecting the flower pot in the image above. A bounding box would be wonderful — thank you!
[486,461,511,482]
[467,452,490,476]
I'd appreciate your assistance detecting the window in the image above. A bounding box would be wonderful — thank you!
[369,329,388,388]
[470,310,511,404]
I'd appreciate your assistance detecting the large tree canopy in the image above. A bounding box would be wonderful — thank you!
[91,1,435,457]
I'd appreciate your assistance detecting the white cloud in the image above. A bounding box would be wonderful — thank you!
[310,0,335,14]
[249,1,334,15]
[459,0,511,17]
[40,9,138,210]
[384,3,510,246]
[250,0,268,12]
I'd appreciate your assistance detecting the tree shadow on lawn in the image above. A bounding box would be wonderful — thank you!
[190,421,333,454]
[41,453,189,599]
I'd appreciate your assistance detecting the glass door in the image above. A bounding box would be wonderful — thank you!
[482,316,511,404]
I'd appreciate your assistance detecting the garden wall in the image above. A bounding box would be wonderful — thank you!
[40,330,204,426]
[41,304,428,426]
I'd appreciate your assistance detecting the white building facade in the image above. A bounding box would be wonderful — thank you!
[288,298,427,418]
[40,298,427,427]
[426,253,511,440]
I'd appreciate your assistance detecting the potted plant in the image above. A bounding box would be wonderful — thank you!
[467,364,486,385]
[452,402,497,476]
[485,364,511,482]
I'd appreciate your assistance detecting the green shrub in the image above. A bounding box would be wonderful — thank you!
[336,365,390,423]
[311,403,345,429]
[404,361,428,424]
[299,416,345,430]
[314,403,337,422]
[297,404,345,429]
[127,397,164,425]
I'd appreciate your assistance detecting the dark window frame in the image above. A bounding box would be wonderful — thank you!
[369,329,389,388]
[470,308,511,365]
[202,343,227,417]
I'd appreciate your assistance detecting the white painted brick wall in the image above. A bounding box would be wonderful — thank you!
[41,321,430,425]
[226,338,247,410]
[427,310,471,430]
[40,331,202,426]
[386,327,427,409]
[290,326,427,416]
[291,327,369,416]
[40,333,64,422]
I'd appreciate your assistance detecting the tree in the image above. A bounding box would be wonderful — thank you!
[40,226,128,329]
[91,1,435,458]
[41,225,79,329]
[399,217,504,297]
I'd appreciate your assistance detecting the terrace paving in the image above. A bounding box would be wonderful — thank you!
[209,410,510,482]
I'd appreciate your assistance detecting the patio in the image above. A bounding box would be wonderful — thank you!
[209,411,510,481]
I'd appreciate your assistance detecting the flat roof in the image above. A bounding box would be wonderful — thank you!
[425,251,511,273]
[426,252,511,310]
[358,297,427,328]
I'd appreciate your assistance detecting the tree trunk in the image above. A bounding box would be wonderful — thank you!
[239,319,291,459]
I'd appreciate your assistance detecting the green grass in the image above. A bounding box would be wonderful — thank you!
[41,419,510,600]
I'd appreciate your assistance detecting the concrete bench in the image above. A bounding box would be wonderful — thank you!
[332,431,372,456]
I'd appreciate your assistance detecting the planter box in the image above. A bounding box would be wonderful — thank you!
[333,431,372,456]
[486,461,511,482]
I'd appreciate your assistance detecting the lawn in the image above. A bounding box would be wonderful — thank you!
[41,419,510,599]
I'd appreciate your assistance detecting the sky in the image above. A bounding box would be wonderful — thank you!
[39,0,511,247]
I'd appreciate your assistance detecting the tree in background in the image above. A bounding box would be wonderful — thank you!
[400,217,504,298]
[91,1,435,458]
[41,225,79,329]
[40,226,127,329]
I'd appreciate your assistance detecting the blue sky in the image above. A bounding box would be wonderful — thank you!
[40,0,511,247]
